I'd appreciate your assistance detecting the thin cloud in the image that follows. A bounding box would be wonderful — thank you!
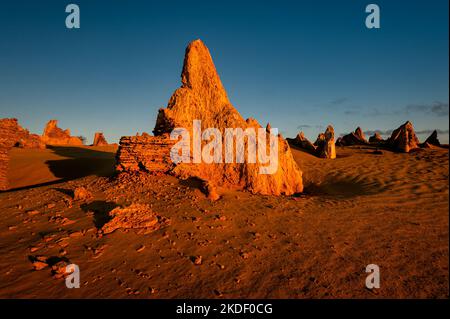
[406,101,449,117]
[363,129,393,136]
[416,129,449,135]
[364,101,449,117]
[330,97,348,105]
[296,124,324,130]
[431,102,449,116]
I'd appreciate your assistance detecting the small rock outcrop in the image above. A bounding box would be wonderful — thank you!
[92,132,108,146]
[289,132,316,153]
[387,121,419,153]
[73,187,92,201]
[314,125,336,159]
[422,130,441,147]
[369,132,384,144]
[41,120,83,146]
[117,39,303,195]
[101,204,170,235]
[337,127,368,146]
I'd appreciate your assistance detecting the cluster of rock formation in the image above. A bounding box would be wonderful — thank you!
[290,121,446,156]
[288,125,336,159]
[116,39,303,195]
[334,121,423,153]
[41,120,83,146]
[92,132,109,146]
[0,118,46,190]
[0,118,93,190]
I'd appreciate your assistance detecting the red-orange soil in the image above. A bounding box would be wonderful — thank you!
[0,144,448,298]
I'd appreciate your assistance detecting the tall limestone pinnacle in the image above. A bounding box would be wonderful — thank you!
[154,39,246,135]
[149,39,303,195]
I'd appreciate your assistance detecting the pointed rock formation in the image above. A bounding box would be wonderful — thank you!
[422,130,441,147]
[92,132,108,146]
[41,120,83,146]
[314,125,336,159]
[337,127,368,146]
[354,127,366,142]
[387,121,419,153]
[368,132,384,144]
[117,39,303,195]
[288,132,316,153]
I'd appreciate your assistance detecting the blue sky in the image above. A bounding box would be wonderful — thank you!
[0,0,448,143]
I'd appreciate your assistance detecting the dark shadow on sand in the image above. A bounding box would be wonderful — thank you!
[3,146,116,193]
[46,146,116,179]
[302,175,385,198]
[81,200,119,229]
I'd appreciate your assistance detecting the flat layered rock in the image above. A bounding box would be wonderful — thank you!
[101,204,170,235]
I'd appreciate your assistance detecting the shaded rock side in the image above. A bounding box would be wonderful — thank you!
[337,127,368,146]
[368,132,384,144]
[387,121,419,153]
[154,39,303,195]
[422,130,441,147]
[92,132,108,146]
[314,125,336,159]
[288,132,316,153]
[41,120,83,146]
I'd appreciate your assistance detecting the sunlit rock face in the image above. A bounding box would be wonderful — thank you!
[41,120,83,146]
[314,125,336,159]
[387,121,419,153]
[118,39,303,195]
[93,132,108,146]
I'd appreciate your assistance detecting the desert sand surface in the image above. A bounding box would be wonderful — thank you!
[0,144,448,298]
[6,145,117,190]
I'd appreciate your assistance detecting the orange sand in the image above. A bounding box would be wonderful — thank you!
[0,145,447,298]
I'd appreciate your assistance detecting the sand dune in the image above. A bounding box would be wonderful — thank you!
[0,144,447,298]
